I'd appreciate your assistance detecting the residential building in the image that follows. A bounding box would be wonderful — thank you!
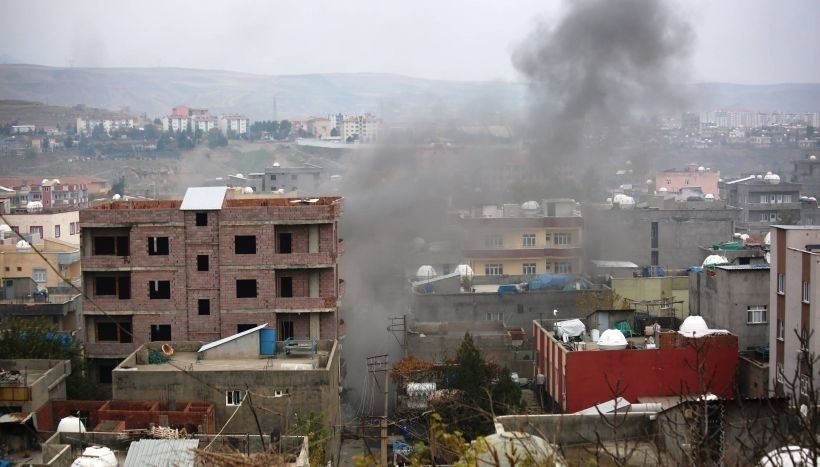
[460,199,583,277]
[226,163,326,195]
[791,153,820,198]
[307,117,332,139]
[611,274,690,322]
[533,318,738,413]
[79,188,343,389]
[341,114,381,142]
[655,163,720,198]
[689,264,770,351]
[0,177,89,212]
[721,173,802,236]
[0,359,71,453]
[583,199,741,271]
[218,115,249,136]
[769,226,820,400]
[161,115,189,133]
[76,117,135,136]
[1,210,81,246]
[112,329,340,460]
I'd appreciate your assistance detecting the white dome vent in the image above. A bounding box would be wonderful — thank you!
[416,265,438,279]
[455,264,474,277]
[16,240,31,250]
[679,316,709,335]
[597,329,628,350]
[703,255,729,267]
[763,173,781,184]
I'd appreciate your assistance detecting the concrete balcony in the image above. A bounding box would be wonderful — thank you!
[275,296,337,311]
[81,255,135,271]
[0,294,80,317]
[270,252,337,268]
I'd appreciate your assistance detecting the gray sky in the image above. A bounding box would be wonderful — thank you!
[1,0,819,84]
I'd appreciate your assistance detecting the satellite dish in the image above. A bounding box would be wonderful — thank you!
[161,344,174,356]
[800,404,809,419]
[553,309,559,316]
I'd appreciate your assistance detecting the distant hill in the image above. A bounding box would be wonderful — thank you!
[0,64,818,121]
[0,64,526,121]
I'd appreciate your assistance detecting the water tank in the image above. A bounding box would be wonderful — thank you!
[597,329,627,350]
[591,329,600,342]
[260,327,277,356]
[71,446,117,467]
[57,416,86,433]
[416,265,437,279]
[455,264,473,277]
[471,432,565,467]
[16,240,31,251]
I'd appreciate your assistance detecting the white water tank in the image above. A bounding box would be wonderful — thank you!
[71,446,117,467]
[57,415,86,433]
[591,329,600,342]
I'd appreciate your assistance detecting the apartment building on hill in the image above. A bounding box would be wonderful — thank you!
[79,187,343,389]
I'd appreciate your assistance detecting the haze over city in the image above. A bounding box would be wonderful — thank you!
[2,0,820,84]
[2,0,820,465]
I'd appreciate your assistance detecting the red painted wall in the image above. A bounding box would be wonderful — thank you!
[535,324,738,413]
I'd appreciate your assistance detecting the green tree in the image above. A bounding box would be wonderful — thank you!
[91,122,108,140]
[276,120,292,140]
[0,317,95,399]
[207,128,228,149]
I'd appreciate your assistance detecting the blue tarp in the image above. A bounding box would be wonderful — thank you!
[528,274,574,290]
[497,284,520,294]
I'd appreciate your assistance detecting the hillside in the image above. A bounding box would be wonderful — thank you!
[0,65,526,121]
[1,65,819,122]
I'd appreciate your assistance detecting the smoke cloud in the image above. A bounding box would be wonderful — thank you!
[512,0,693,200]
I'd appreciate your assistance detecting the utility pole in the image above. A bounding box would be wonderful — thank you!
[388,315,407,356]
[367,354,389,466]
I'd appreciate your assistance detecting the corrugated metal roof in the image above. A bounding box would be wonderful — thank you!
[123,439,200,467]
[198,323,268,353]
[179,186,227,211]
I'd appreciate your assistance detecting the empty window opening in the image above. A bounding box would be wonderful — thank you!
[198,298,210,315]
[95,276,131,299]
[237,324,256,333]
[197,255,209,271]
[235,235,257,254]
[280,320,294,340]
[195,212,208,226]
[150,324,172,341]
[279,276,293,297]
[148,237,169,255]
[96,321,132,343]
[236,279,257,298]
[98,365,115,384]
[94,235,130,256]
[149,280,171,299]
[278,233,292,253]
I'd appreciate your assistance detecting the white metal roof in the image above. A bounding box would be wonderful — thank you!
[179,186,227,211]
[198,323,268,352]
[123,439,200,467]
[591,260,640,268]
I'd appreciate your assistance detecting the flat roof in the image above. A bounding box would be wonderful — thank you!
[126,351,325,372]
[715,264,770,271]
[180,186,228,211]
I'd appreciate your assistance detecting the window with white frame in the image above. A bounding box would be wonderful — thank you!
[484,264,503,275]
[777,273,785,294]
[32,268,47,283]
[523,263,536,275]
[783,194,793,203]
[484,235,503,248]
[770,212,778,222]
[776,363,784,384]
[777,319,785,340]
[554,233,571,245]
[555,262,571,274]
[226,390,244,406]
[746,305,767,324]
[803,281,811,302]
[760,212,770,222]
[760,194,768,204]
[522,234,536,247]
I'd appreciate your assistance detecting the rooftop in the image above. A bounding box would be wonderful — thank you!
[87,194,343,211]
[123,350,329,372]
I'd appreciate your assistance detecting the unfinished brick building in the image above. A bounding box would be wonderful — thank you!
[79,187,343,388]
